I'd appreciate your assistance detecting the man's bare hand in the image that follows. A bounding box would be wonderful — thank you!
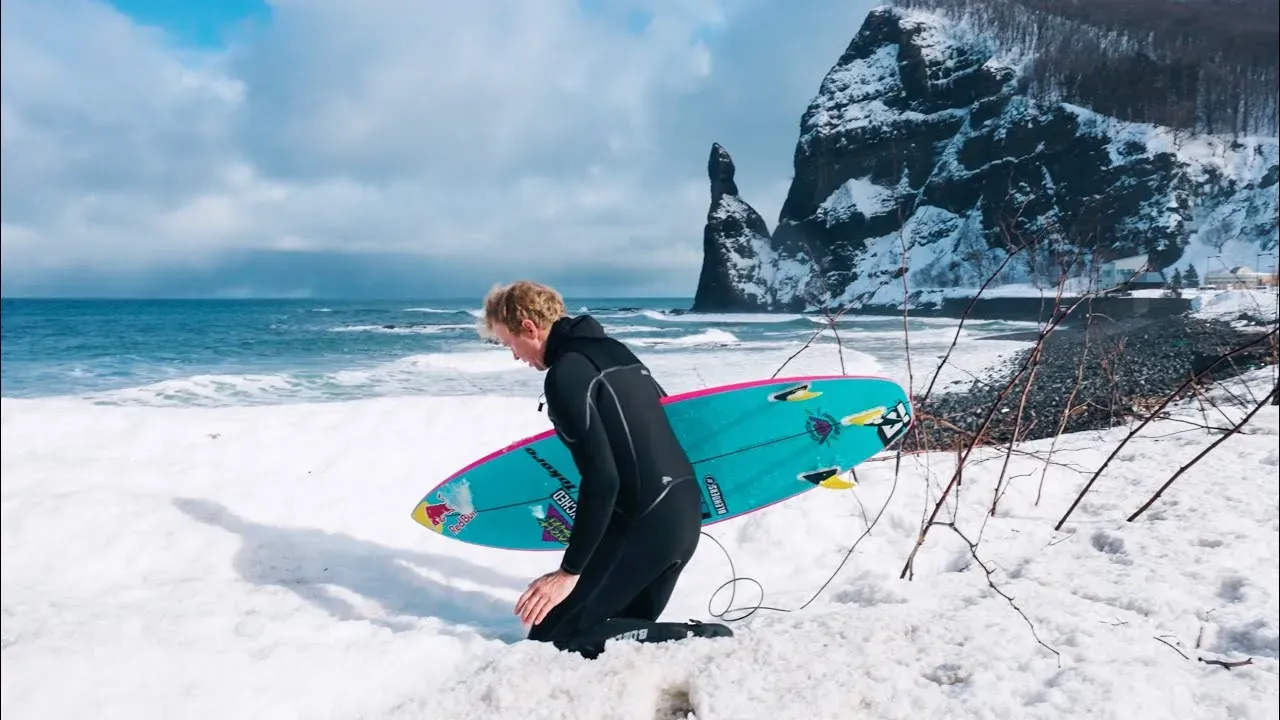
[515,569,578,627]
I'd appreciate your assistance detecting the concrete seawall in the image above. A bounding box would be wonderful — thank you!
[840,295,1196,324]
[937,295,1194,323]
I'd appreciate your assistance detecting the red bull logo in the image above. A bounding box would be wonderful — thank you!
[412,493,476,535]
[422,502,452,527]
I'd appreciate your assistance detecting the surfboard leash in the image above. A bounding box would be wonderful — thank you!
[701,464,899,624]
[700,529,868,623]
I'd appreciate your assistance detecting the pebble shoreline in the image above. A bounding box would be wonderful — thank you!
[899,313,1278,453]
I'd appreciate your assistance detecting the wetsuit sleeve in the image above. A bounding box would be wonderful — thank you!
[544,352,620,575]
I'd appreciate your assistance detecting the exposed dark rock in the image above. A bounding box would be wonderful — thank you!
[691,144,777,312]
[902,316,1275,452]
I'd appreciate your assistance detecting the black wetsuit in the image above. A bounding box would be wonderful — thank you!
[528,314,723,657]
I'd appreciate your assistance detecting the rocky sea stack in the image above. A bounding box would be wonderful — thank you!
[691,144,780,313]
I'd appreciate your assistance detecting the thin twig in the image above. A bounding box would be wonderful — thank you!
[1199,657,1254,670]
[939,522,1061,666]
[1154,636,1190,660]
[822,305,847,375]
[1037,297,1095,505]
[920,248,1024,404]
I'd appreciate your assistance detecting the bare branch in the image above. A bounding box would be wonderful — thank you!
[1199,657,1255,670]
[1127,383,1278,522]
[1055,328,1279,531]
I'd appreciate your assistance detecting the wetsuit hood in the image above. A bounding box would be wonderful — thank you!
[543,314,608,368]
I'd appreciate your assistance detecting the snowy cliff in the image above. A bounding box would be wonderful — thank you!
[692,5,1280,312]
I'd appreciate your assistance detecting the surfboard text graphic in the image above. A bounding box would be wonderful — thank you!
[703,475,729,515]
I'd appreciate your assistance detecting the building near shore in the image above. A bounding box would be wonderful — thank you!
[1205,266,1267,289]
[1096,254,1151,291]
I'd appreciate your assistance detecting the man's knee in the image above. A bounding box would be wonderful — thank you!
[526,621,555,643]
[527,595,583,643]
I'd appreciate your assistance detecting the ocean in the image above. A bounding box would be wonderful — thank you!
[0,298,1040,407]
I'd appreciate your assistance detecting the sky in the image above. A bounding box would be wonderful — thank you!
[0,0,880,299]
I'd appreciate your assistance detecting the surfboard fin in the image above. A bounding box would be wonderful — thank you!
[841,406,886,426]
[798,467,856,490]
[769,383,823,402]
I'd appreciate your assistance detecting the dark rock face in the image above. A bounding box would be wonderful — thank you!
[690,144,778,312]
[693,6,1279,312]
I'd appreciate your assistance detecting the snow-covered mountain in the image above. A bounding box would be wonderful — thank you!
[691,4,1279,312]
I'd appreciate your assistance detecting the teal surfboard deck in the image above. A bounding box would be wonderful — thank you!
[411,374,913,550]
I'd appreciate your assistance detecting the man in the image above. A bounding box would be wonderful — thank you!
[479,280,733,658]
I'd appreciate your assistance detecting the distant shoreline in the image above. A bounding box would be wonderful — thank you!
[685,294,1202,326]
[901,314,1276,453]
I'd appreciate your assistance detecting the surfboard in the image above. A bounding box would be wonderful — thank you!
[411,374,913,550]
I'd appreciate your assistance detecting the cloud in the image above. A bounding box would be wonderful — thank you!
[229,0,722,181]
[1,0,877,298]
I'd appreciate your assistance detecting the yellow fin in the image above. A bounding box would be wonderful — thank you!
[841,406,886,426]
[818,473,857,490]
[770,383,823,402]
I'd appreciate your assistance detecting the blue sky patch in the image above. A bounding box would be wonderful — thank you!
[107,0,269,47]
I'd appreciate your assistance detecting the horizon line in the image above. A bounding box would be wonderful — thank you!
[0,295,698,302]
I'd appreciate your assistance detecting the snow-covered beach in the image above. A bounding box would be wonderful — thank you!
[2,300,1276,720]
[4,0,1277,714]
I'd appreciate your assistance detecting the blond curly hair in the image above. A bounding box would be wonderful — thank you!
[478,280,567,339]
